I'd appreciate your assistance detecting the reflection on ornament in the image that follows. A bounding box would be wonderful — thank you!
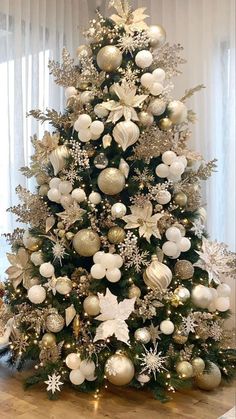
[143,255,172,291]
[134,328,151,344]
[192,357,205,376]
[113,120,140,151]
[73,229,101,257]
[46,313,65,333]
[97,46,122,72]
[195,362,221,390]
[176,361,193,378]
[94,153,108,169]
[148,25,166,48]
[174,260,194,280]
[97,168,125,195]
[108,226,126,244]
[105,353,135,386]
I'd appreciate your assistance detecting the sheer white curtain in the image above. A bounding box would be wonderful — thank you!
[0,0,235,278]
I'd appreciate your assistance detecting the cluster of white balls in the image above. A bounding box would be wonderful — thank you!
[192,283,231,312]
[91,251,123,283]
[66,353,96,385]
[140,68,165,96]
[156,151,187,182]
[74,114,104,142]
[135,50,153,69]
[162,226,191,259]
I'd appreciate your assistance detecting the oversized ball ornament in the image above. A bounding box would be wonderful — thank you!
[105,353,135,386]
[176,361,193,378]
[97,46,122,72]
[134,328,151,344]
[55,277,72,295]
[41,332,56,347]
[156,190,171,205]
[111,202,127,218]
[191,357,205,376]
[128,284,141,299]
[174,260,194,280]
[148,24,166,48]
[73,229,101,257]
[97,168,125,195]
[83,295,100,316]
[91,263,106,279]
[46,313,65,333]
[28,285,46,304]
[108,226,126,244]
[143,255,172,291]
[138,111,154,127]
[135,50,153,68]
[195,362,221,390]
[66,353,81,370]
[69,369,85,385]
[160,319,175,335]
[106,268,121,283]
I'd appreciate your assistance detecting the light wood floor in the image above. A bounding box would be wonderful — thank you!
[0,361,235,419]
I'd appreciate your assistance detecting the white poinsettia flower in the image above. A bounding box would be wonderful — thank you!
[109,1,149,32]
[102,81,148,124]
[122,201,163,243]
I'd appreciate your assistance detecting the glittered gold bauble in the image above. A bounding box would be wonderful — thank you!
[41,332,56,347]
[192,357,205,376]
[46,313,65,333]
[83,295,100,316]
[148,25,166,48]
[128,284,141,299]
[138,111,154,127]
[97,168,125,195]
[172,330,188,344]
[195,362,221,390]
[108,226,126,244]
[158,117,172,131]
[55,277,73,295]
[76,44,92,58]
[173,192,188,207]
[73,229,101,257]
[143,255,172,291]
[105,353,135,386]
[174,260,194,280]
[97,46,122,72]
[176,361,193,379]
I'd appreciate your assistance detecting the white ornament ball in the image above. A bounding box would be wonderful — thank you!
[65,86,77,98]
[217,283,231,297]
[100,253,116,269]
[160,319,175,335]
[155,163,169,178]
[89,192,102,205]
[167,100,187,124]
[74,114,92,131]
[166,227,182,242]
[71,188,86,203]
[49,177,61,189]
[135,50,153,69]
[178,237,191,252]
[152,68,166,82]
[162,241,178,257]
[169,161,185,177]
[58,181,73,195]
[134,328,151,344]
[30,251,44,266]
[113,254,123,269]
[162,151,177,165]
[91,263,106,279]
[60,194,73,208]
[148,98,166,116]
[93,251,105,264]
[94,103,109,118]
[69,369,85,385]
[83,295,100,316]
[192,285,212,309]
[80,360,95,378]
[111,203,127,218]
[156,190,171,205]
[137,374,150,384]
[90,120,104,136]
[148,25,166,48]
[106,268,121,283]
[78,129,92,143]
[47,188,61,203]
[140,72,154,88]
[150,82,163,96]
[39,262,55,278]
[215,297,230,312]
[66,353,81,369]
[28,285,46,304]
[80,91,94,104]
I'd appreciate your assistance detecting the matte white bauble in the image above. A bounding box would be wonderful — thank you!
[160,319,174,335]
[60,194,73,208]
[66,353,81,369]
[215,297,230,312]
[111,203,127,218]
[113,254,123,269]
[152,68,166,82]
[137,374,150,384]
[49,177,61,189]
[71,188,86,202]
[58,181,73,195]
[169,161,185,177]
[78,129,92,142]
[150,82,163,96]
[162,241,178,257]
[156,190,171,205]
[100,253,116,269]
[30,251,44,266]
[93,251,105,264]
[47,188,61,203]
[170,250,181,259]
[49,145,69,175]
[65,86,77,98]
[80,360,95,378]
[90,120,104,136]
[155,163,169,178]
[138,111,154,127]
[135,50,153,68]
[148,98,166,116]
[80,91,94,104]
[113,120,140,151]
[28,285,46,304]
[89,192,102,205]
[148,25,166,48]
[94,103,109,118]
[69,369,85,385]
[178,237,191,252]
[91,263,106,279]
[83,295,100,316]
[166,227,182,242]
[140,72,154,88]
[162,151,177,165]
[209,287,218,300]
[86,374,97,381]
[39,262,55,278]
[167,100,187,124]
[75,114,92,130]
[106,268,121,283]
[192,285,212,308]
[217,283,231,297]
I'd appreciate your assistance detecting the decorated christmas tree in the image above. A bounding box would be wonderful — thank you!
[0,0,235,401]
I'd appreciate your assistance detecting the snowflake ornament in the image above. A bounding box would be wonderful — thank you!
[181,314,197,334]
[190,219,204,238]
[45,373,63,394]
[138,344,167,379]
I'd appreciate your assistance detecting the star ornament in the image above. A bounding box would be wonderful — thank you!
[45,373,63,394]
[122,201,163,243]
[94,288,136,345]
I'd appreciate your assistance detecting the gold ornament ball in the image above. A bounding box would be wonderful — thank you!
[148,25,166,48]
[97,46,122,72]
[41,332,56,347]
[97,168,125,195]
[55,276,73,295]
[83,295,100,316]
[176,361,193,379]
[105,353,135,386]
[195,362,221,390]
[192,357,205,376]
[173,192,188,207]
[134,328,151,344]
[174,286,190,303]
[172,331,188,345]
[128,284,141,299]
[73,229,101,257]
[108,226,126,244]
[138,111,154,127]
[158,117,172,131]
[46,313,65,333]
[23,230,42,251]
[174,260,194,280]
